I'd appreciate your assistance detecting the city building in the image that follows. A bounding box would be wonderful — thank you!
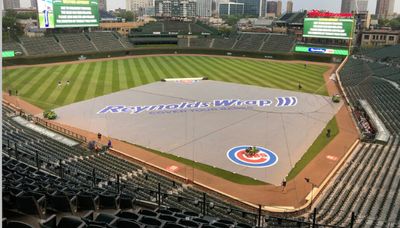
[197,0,212,17]
[3,0,20,9]
[276,0,282,17]
[219,2,244,16]
[341,0,368,13]
[361,29,400,47]
[354,11,371,30]
[127,0,154,12]
[375,0,395,19]
[286,0,293,13]
[231,0,266,17]
[155,0,196,18]
[180,0,196,17]
[99,0,107,11]
[266,1,277,17]
[30,0,37,8]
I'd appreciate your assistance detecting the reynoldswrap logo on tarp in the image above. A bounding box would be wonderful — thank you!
[97,97,297,115]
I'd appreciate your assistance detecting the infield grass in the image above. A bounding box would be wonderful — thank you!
[286,117,339,181]
[131,143,267,185]
[3,56,328,110]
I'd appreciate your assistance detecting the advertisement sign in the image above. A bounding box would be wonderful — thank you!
[295,45,349,56]
[38,0,99,28]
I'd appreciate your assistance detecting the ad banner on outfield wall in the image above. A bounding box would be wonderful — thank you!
[38,0,99,28]
[303,17,354,40]
[295,45,349,56]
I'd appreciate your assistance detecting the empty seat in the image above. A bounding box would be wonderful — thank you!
[99,193,119,209]
[156,208,173,215]
[16,192,46,218]
[211,222,229,228]
[138,209,157,217]
[178,219,199,228]
[236,223,252,228]
[163,223,185,228]
[77,192,98,211]
[116,211,140,221]
[139,216,162,227]
[158,214,177,223]
[119,194,135,209]
[49,193,77,213]
[183,211,199,217]
[40,214,86,228]
[192,218,209,224]
[112,219,142,228]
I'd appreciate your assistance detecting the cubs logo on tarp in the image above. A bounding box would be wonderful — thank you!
[227,146,278,168]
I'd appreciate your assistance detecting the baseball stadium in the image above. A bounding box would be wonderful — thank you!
[2,2,400,228]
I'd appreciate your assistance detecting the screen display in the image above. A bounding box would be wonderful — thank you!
[38,0,99,28]
[2,51,15,58]
[303,18,354,40]
[295,45,349,56]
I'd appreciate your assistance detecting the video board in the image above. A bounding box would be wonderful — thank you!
[303,18,354,40]
[38,0,99,28]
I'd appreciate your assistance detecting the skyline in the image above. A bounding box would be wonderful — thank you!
[14,0,400,13]
[106,0,400,13]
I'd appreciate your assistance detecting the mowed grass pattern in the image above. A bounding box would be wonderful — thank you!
[3,56,328,110]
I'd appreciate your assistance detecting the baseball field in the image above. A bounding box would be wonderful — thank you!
[2,55,338,184]
[3,56,329,110]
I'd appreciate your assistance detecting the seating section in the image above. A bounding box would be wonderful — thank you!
[211,36,239,50]
[315,139,400,227]
[2,41,25,55]
[88,32,125,51]
[11,32,297,56]
[260,34,295,53]
[19,36,65,56]
[315,45,400,227]
[56,33,97,53]
[340,58,400,134]
[189,38,212,48]
[233,34,267,51]
[2,105,256,227]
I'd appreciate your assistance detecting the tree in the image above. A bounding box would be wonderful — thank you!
[114,10,136,22]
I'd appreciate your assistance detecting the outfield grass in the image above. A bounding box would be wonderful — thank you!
[286,117,339,181]
[2,56,328,110]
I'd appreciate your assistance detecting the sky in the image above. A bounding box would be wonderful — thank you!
[16,0,400,13]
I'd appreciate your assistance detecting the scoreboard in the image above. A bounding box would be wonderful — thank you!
[38,0,99,28]
[303,18,354,40]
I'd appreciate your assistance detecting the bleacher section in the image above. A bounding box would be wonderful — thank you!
[260,34,296,53]
[2,105,257,227]
[189,38,213,48]
[19,36,65,56]
[56,33,97,53]
[211,36,239,50]
[88,32,125,51]
[233,34,267,51]
[164,21,190,34]
[10,31,298,57]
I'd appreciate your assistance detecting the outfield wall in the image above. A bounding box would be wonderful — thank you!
[3,48,334,66]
